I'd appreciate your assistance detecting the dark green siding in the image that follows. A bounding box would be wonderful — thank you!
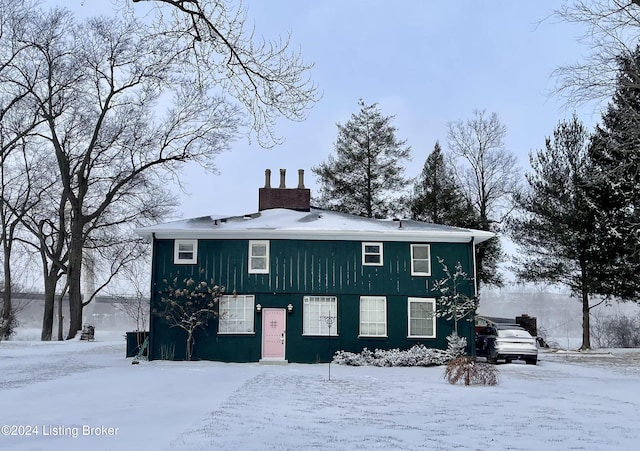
[149,238,477,363]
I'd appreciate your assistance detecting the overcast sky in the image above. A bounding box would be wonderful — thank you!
[61,1,595,220]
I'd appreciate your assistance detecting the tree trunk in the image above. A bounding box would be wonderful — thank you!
[580,289,591,350]
[40,272,58,341]
[57,293,64,341]
[66,220,84,339]
[579,257,591,350]
[40,294,54,341]
[186,331,193,361]
[1,246,13,341]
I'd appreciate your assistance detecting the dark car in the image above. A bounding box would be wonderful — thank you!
[475,324,538,365]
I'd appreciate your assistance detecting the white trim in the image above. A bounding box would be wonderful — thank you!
[410,244,431,276]
[362,242,383,266]
[248,240,270,274]
[144,229,494,243]
[407,297,436,338]
[173,239,197,264]
[359,296,387,337]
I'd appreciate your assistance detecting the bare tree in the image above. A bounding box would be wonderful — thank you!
[24,10,236,338]
[111,260,151,350]
[128,0,319,147]
[431,257,478,336]
[1,1,318,341]
[446,110,521,287]
[157,275,224,361]
[554,0,640,105]
[17,156,69,341]
[1,139,57,340]
[112,261,151,333]
[0,0,45,340]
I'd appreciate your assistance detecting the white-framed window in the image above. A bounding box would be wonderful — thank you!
[359,296,387,337]
[408,297,436,338]
[303,296,338,336]
[410,244,431,276]
[218,295,255,334]
[362,242,383,266]
[174,239,197,264]
[248,240,269,274]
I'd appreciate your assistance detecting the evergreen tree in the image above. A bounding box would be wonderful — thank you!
[586,46,640,302]
[410,141,475,225]
[312,100,411,218]
[508,115,599,349]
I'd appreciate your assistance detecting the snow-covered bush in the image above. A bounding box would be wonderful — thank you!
[444,356,499,386]
[333,334,468,367]
[446,333,467,359]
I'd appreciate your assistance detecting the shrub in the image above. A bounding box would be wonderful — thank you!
[592,313,640,348]
[445,333,467,358]
[333,333,467,367]
[444,356,499,386]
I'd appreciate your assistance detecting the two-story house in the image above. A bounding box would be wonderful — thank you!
[136,169,494,363]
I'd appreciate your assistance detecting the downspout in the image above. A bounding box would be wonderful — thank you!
[471,236,478,296]
[470,236,477,355]
[148,232,157,361]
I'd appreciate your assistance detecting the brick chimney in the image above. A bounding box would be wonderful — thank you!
[258,169,311,212]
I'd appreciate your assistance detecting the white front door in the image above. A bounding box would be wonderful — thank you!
[261,308,286,360]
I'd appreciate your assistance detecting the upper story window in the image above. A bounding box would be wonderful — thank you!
[410,244,431,276]
[174,240,197,264]
[248,240,270,274]
[362,242,383,266]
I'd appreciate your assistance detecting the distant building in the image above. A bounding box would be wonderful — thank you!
[136,169,493,363]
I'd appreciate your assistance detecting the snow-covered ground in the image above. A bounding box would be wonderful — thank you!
[1,331,639,451]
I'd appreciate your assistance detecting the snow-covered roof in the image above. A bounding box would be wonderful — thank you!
[135,208,495,243]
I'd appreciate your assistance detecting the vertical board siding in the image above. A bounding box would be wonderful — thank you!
[150,238,476,362]
[152,238,474,297]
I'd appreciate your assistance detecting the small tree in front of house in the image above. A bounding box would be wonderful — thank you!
[431,257,478,335]
[157,275,224,361]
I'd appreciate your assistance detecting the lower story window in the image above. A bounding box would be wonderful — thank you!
[408,297,436,338]
[219,295,255,334]
[360,296,387,337]
[303,296,338,336]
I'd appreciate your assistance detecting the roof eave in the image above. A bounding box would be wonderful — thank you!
[135,228,495,243]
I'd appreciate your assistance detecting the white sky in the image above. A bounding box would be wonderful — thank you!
[56,1,596,219]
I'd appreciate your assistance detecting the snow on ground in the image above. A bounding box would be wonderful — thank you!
[1,332,639,451]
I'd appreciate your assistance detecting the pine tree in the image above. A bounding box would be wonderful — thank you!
[312,100,411,218]
[508,115,599,349]
[410,141,475,225]
[586,46,640,302]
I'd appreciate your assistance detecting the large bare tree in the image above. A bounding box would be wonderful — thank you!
[554,0,640,105]
[128,0,319,147]
[25,9,236,338]
[1,0,318,340]
[447,110,521,287]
